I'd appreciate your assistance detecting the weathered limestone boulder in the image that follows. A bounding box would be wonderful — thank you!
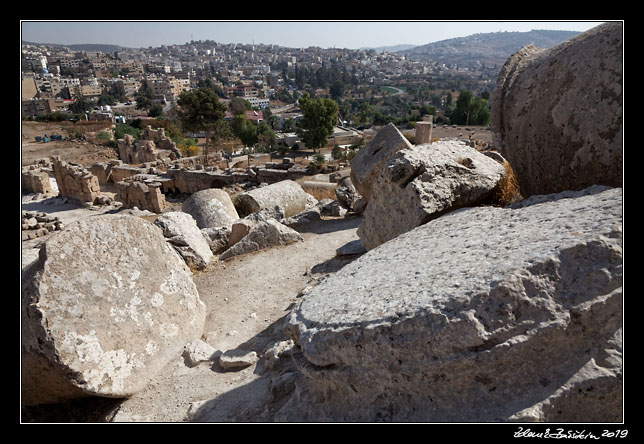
[227,206,286,248]
[300,181,337,201]
[154,212,214,270]
[334,176,362,211]
[218,349,258,370]
[183,340,217,367]
[220,219,303,260]
[280,206,322,228]
[358,139,505,251]
[349,122,413,202]
[491,22,623,197]
[182,188,239,229]
[21,214,206,406]
[319,199,347,217]
[235,180,318,218]
[228,219,255,248]
[201,226,232,255]
[282,186,622,422]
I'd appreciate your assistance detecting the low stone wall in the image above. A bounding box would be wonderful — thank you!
[164,168,249,194]
[22,169,54,195]
[116,175,166,213]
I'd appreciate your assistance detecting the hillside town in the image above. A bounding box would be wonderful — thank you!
[21,38,497,125]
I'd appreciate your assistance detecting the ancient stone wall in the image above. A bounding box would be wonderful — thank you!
[51,157,101,204]
[117,126,182,165]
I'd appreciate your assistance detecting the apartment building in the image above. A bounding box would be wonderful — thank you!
[81,84,103,97]
[144,75,190,102]
[22,55,48,71]
[120,78,142,98]
[22,98,69,117]
[58,58,83,69]
[245,97,270,109]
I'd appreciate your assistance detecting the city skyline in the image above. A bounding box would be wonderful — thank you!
[21,20,607,50]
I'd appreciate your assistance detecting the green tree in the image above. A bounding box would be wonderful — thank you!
[97,94,116,107]
[296,92,339,153]
[114,124,141,140]
[356,102,372,126]
[451,90,490,126]
[148,103,164,117]
[134,92,152,112]
[282,118,296,132]
[330,80,345,101]
[176,87,226,166]
[68,92,92,116]
[230,97,251,115]
[231,114,258,147]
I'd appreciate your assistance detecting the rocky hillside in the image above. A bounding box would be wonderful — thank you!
[401,29,580,67]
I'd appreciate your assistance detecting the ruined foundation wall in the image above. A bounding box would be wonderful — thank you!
[22,169,54,195]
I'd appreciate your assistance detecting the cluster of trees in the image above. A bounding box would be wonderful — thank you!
[171,87,340,161]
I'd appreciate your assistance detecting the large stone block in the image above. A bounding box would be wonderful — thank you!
[349,122,413,202]
[235,180,317,218]
[219,219,303,260]
[182,188,239,229]
[358,140,505,250]
[154,212,214,270]
[491,22,623,197]
[21,215,206,406]
[282,186,622,422]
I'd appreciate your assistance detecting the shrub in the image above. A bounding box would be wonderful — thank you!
[178,144,199,157]
[96,131,112,141]
[313,153,325,165]
[113,124,140,140]
[491,162,522,206]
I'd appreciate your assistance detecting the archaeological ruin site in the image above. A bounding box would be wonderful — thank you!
[21,23,623,424]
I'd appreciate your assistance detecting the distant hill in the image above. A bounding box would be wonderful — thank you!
[359,44,417,53]
[400,29,581,67]
[22,41,128,52]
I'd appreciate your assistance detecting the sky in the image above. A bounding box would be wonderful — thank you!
[20,21,608,50]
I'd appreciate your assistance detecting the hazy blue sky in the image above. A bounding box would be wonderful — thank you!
[21,21,607,49]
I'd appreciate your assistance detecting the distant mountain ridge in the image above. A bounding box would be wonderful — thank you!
[22,28,583,63]
[400,29,581,67]
[22,41,128,52]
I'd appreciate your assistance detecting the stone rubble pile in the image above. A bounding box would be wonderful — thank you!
[21,24,622,423]
[21,210,64,240]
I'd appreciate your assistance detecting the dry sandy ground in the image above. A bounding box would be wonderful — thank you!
[21,121,118,167]
[107,216,362,423]
[20,195,362,423]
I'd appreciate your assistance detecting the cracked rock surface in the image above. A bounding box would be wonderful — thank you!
[283,186,622,422]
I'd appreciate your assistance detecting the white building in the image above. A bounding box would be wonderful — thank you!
[245,97,270,109]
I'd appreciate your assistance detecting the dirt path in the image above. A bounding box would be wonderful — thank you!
[95,216,362,422]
